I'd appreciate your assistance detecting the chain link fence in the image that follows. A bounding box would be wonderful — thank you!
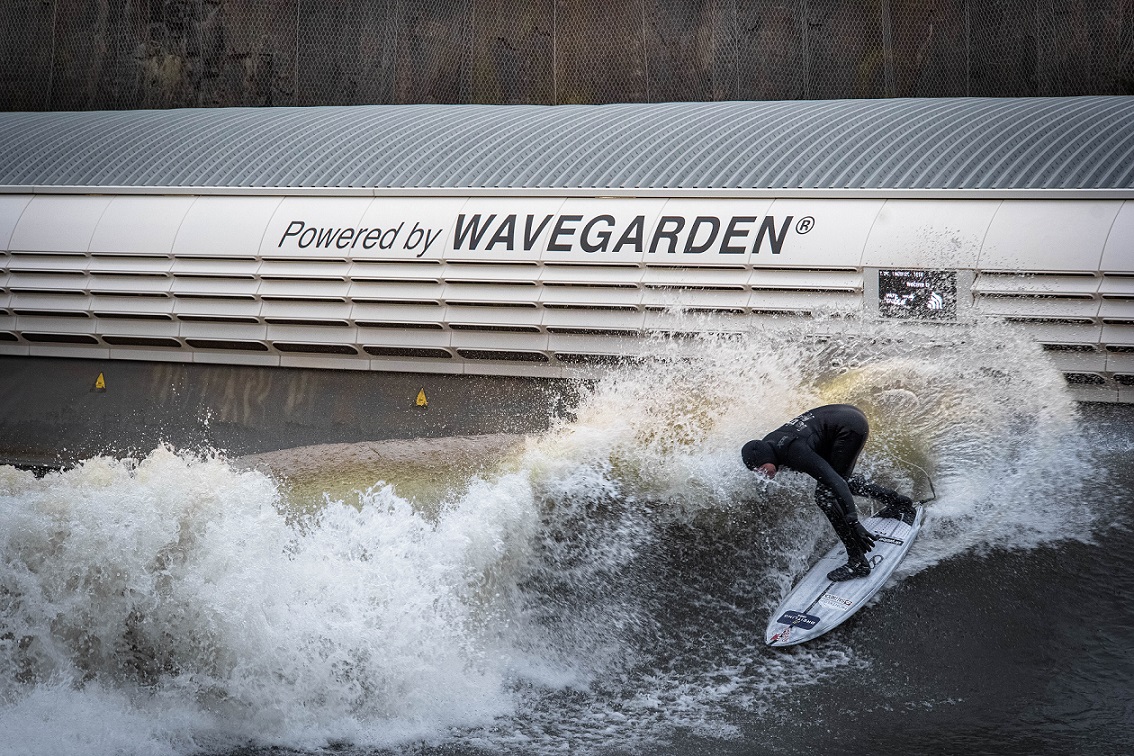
[2,0,1132,110]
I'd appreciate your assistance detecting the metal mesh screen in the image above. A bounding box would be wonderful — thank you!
[296,1,397,106]
[736,1,805,101]
[888,0,970,98]
[1,0,57,110]
[469,0,554,104]
[45,0,297,110]
[2,0,1132,111]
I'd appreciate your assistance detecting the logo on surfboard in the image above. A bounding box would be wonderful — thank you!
[776,610,821,630]
[819,593,855,612]
[770,610,822,642]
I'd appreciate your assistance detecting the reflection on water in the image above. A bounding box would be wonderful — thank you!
[0,316,1129,756]
[240,434,527,518]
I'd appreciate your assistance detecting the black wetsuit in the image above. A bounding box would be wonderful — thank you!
[743,404,910,566]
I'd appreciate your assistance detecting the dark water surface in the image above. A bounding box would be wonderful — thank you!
[678,403,1134,756]
[675,403,1134,756]
[677,531,1134,756]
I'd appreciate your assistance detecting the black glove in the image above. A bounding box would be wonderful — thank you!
[852,522,877,553]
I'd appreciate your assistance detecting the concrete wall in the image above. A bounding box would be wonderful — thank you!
[0,356,577,468]
[3,0,1132,111]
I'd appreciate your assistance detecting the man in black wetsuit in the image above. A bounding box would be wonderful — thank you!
[742,404,917,582]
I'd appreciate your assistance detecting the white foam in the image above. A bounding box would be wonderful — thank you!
[0,450,535,754]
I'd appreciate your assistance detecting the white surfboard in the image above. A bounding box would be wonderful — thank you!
[765,507,925,647]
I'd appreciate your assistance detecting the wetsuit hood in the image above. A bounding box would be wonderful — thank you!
[741,439,778,470]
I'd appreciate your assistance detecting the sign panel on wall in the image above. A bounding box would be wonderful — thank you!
[878,269,957,320]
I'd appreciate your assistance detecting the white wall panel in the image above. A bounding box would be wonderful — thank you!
[1101,202,1134,273]
[106,348,190,363]
[170,278,259,298]
[357,327,451,348]
[746,289,861,312]
[1046,351,1107,372]
[349,280,444,303]
[262,197,373,258]
[622,197,750,263]
[266,324,359,343]
[174,196,283,257]
[89,255,172,275]
[462,360,559,378]
[10,196,112,252]
[446,197,567,263]
[367,356,465,375]
[1100,299,1134,320]
[3,252,85,272]
[749,268,862,289]
[641,287,748,311]
[972,273,1101,296]
[587,196,674,257]
[1009,321,1103,345]
[0,195,32,249]
[30,344,110,359]
[450,331,548,350]
[1102,323,1134,346]
[173,298,262,318]
[765,198,882,268]
[260,299,352,320]
[17,315,97,333]
[979,201,1121,272]
[192,350,279,367]
[96,319,180,337]
[89,196,195,255]
[265,196,468,262]
[642,310,749,334]
[258,278,350,299]
[10,292,92,311]
[280,354,370,370]
[540,307,645,332]
[170,258,259,276]
[1101,276,1134,299]
[178,321,267,340]
[973,297,1101,319]
[864,200,998,268]
[540,286,642,308]
[442,282,539,306]
[90,295,172,317]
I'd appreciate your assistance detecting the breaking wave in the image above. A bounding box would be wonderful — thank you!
[0,314,1106,755]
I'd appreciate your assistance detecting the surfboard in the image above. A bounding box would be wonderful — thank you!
[765,507,925,647]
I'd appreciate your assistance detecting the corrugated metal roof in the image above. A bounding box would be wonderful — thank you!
[0,97,1131,191]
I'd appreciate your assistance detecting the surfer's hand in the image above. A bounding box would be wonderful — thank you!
[852,522,877,552]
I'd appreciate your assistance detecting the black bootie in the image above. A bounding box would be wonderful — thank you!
[827,559,871,582]
[877,502,917,525]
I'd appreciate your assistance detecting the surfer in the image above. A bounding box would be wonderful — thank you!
[742,404,917,582]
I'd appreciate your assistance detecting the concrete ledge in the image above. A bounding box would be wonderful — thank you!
[0,355,578,467]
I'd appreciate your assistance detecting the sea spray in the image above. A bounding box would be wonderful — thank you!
[0,451,533,753]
